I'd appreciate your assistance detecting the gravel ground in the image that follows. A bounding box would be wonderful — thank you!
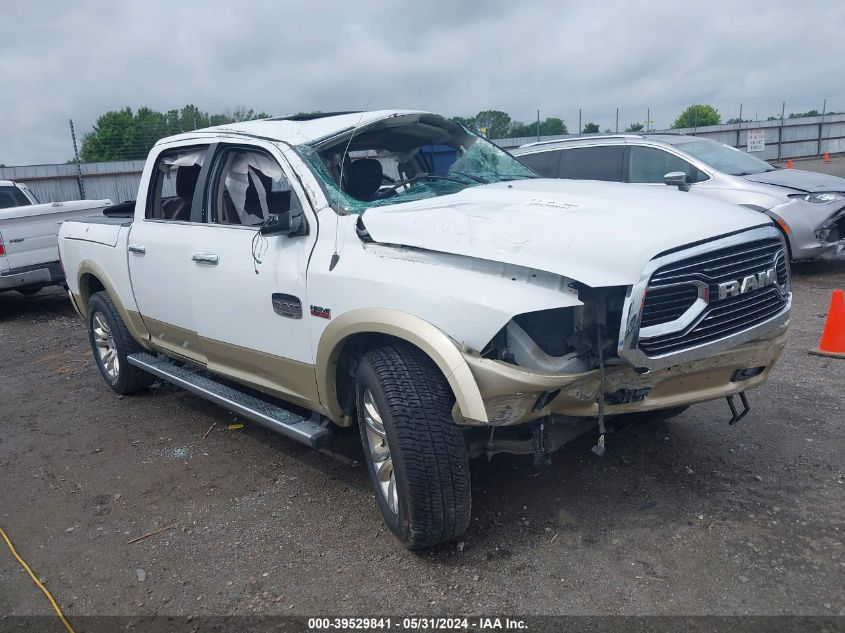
[1,244,843,620]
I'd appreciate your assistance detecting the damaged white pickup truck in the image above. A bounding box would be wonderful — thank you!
[58,110,791,548]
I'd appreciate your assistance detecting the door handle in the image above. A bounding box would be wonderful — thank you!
[128,244,146,254]
[191,253,219,265]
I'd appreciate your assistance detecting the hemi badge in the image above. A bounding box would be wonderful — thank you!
[310,305,331,319]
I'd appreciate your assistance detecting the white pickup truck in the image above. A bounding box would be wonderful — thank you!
[58,110,791,548]
[0,180,111,295]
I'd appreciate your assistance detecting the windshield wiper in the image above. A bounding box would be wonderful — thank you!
[448,171,490,184]
[499,175,538,180]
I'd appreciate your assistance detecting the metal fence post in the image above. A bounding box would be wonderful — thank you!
[818,98,826,157]
[68,118,85,200]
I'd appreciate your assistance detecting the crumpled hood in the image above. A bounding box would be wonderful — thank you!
[360,179,771,287]
[743,168,845,193]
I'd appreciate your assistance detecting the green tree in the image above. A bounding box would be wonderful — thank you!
[474,110,512,138]
[788,110,820,119]
[79,104,272,162]
[625,122,644,132]
[80,108,140,161]
[672,104,721,129]
[583,122,600,134]
[508,121,535,137]
[540,117,567,135]
[451,116,477,131]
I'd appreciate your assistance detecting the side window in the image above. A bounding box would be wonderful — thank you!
[211,149,303,227]
[627,146,707,184]
[146,147,208,221]
[0,185,32,209]
[557,146,624,181]
[518,150,560,178]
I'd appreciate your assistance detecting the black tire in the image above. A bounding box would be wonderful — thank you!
[356,345,471,549]
[86,291,153,394]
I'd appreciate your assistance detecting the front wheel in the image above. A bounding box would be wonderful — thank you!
[356,345,471,549]
[86,291,153,394]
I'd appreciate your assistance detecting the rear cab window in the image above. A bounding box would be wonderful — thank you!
[0,185,33,209]
[146,147,209,221]
[557,146,624,181]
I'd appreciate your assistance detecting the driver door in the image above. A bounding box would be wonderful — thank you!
[189,141,320,407]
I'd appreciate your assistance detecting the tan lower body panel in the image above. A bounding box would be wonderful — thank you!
[460,330,788,426]
[141,316,207,365]
[200,336,322,412]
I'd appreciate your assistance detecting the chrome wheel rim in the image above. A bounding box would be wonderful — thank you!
[362,388,398,515]
[92,312,119,380]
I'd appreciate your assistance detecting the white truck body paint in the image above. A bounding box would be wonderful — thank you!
[57,110,788,424]
[359,179,771,288]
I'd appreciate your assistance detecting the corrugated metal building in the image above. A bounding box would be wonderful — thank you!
[0,160,144,203]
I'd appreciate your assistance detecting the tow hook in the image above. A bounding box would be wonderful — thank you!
[726,392,751,425]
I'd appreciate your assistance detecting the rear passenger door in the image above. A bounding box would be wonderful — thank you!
[556,146,625,181]
[128,144,212,364]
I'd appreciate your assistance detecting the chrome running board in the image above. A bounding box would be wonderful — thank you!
[127,353,333,448]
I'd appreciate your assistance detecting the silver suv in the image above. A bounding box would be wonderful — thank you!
[513,134,845,261]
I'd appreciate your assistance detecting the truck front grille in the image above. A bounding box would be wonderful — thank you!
[638,236,789,357]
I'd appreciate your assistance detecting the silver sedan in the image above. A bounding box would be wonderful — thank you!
[513,135,845,261]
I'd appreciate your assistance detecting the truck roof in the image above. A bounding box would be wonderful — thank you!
[158,110,427,147]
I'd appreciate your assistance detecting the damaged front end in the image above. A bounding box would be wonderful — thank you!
[459,226,792,460]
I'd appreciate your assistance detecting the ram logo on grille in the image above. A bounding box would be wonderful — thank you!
[717,268,777,300]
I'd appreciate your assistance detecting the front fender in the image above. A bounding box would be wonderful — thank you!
[315,307,488,424]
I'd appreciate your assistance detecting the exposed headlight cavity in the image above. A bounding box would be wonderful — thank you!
[804,192,844,204]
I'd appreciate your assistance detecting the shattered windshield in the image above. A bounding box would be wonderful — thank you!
[295,120,536,214]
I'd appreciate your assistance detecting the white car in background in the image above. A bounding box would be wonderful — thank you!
[513,135,845,261]
[0,180,112,295]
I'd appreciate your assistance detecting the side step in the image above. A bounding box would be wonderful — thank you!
[127,353,333,449]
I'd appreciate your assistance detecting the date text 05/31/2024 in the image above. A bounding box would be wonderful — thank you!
[307,617,529,630]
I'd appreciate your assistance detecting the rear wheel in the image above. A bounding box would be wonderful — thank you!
[356,345,471,549]
[86,291,153,394]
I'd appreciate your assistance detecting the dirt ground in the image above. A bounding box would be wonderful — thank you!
[1,244,844,619]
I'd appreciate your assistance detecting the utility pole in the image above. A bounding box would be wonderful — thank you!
[69,119,85,200]
[777,101,785,162]
[536,109,540,142]
[737,103,743,148]
[647,108,650,133]
[615,108,619,134]
[578,108,582,137]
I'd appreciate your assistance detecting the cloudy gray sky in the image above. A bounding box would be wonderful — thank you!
[2,0,844,165]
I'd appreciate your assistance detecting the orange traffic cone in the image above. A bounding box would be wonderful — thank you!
[823,151,831,162]
[786,160,793,169]
[810,289,845,358]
